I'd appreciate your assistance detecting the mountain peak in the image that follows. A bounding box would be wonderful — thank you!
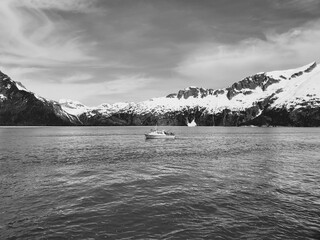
[303,61,317,73]
[59,99,90,116]
[266,61,317,80]
[177,86,210,99]
[59,99,86,107]
[14,81,29,92]
[0,70,32,94]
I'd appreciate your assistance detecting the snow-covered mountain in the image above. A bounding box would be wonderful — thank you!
[58,61,320,126]
[0,71,81,125]
[1,62,320,126]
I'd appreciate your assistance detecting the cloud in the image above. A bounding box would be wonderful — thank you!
[60,73,94,83]
[13,0,99,13]
[0,66,47,86]
[99,75,154,95]
[38,74,154,106]
[272,0,320,13]
[0,0,97,69]
[1,66,41,77]
[176,19,320,88]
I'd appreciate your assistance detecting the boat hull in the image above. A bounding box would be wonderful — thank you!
[145,134,175,139]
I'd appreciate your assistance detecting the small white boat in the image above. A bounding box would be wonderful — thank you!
[145,128,175,139]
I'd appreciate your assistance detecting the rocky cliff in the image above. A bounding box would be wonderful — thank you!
[0,71,81,126]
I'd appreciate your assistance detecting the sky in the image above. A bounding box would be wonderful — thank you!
[1,0,320,106]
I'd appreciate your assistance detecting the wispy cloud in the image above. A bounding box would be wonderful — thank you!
[14,0,100,13]
[0,66,47,84]
[176,19,320,88]
[0,0,97,69]
[273,0,320,13]
[99,75,154,95]
[39,74,153,105]
[60,73,94,83]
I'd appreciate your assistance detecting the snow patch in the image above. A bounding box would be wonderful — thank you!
[187,119,197,127]
[266,62,316,80]
[0,94,7,101]
[34,94,46,102]
[59,99,91,116]
[270,62,320,108]
[15,81,30,92]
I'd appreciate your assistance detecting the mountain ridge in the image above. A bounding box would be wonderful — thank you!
[1,62,320,126]
[0,71,81,126]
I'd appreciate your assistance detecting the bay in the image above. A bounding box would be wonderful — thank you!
[0,126,320,239]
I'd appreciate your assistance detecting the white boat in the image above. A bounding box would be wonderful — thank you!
[145,128,175,139]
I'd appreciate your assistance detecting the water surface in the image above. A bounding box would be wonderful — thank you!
[0,126,320,239]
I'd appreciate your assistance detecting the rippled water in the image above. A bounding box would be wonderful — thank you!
[0,126,320,239]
